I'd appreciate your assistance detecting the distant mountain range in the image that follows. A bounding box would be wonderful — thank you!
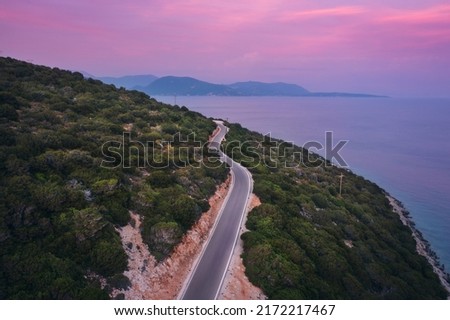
[85,73,386,98]
[93,74,159,89]
[137,76,237,96]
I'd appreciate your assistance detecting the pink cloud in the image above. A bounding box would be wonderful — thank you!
[1,1,449,96]
[380,4,450,24]
[279,6,366,21]
[0,6,110,38]
[350,5,450,56]
[257,4,450,62]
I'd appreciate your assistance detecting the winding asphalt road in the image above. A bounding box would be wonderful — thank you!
[180,121,253,300]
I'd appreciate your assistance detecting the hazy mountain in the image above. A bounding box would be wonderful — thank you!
[141,76,236,96]
[96,74,158,89]
[84,71,385,97]
[137,75,385,97]
[229,81,310,96]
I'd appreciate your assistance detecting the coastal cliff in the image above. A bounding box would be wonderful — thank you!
[223,123,448,299]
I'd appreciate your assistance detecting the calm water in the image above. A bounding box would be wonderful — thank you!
[157,96,450,270]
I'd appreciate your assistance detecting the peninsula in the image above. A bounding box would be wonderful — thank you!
[94,74,386,98]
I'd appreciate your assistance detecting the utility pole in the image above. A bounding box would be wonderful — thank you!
[339,173,344,196]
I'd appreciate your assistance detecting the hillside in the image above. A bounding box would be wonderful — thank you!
[0,58,227,298]
[0,57,445,299]
[229,81,310,96]
[140,76,236,96]
[222,125,447,299]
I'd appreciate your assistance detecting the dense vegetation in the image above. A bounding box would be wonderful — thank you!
[223,123,447,299]
[0,58,227,298]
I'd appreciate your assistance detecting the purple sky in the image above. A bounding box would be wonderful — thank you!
[1,0,450,97]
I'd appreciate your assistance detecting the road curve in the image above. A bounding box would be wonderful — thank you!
[180,121,253,300]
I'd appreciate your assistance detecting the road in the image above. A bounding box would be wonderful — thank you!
[180,121,253,300]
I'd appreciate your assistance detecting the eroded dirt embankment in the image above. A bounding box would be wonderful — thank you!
[112,177,231,299]
[113,123,266,299]
[219,194,267,300]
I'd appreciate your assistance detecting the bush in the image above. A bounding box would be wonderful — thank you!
[311,193,329,209]
[146,222,182,261]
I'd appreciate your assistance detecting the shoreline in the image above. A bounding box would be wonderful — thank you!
[387,194,450,297]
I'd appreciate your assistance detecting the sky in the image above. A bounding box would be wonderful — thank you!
[1,0,450,97]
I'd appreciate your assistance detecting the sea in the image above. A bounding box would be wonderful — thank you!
[156,96,450,271]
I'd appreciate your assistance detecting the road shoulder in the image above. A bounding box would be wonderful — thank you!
[218,193,267,300]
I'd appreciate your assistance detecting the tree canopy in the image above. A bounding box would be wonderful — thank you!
[0,57,228,298]
[223,123,447,299]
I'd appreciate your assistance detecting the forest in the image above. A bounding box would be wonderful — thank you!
[223,123,447,299]
[0,58,227,298]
